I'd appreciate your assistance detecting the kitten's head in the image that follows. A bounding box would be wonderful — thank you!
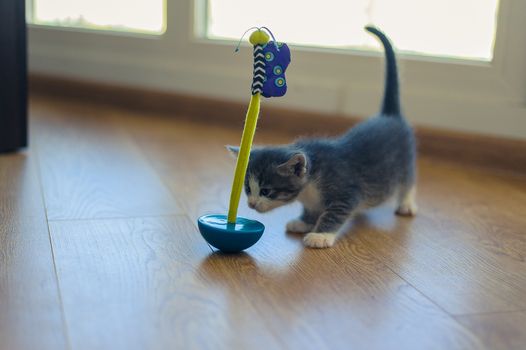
[227,145,308,213]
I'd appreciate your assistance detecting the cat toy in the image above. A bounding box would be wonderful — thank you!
[197,27,291,253]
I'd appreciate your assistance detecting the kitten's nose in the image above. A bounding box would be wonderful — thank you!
[248,200,256,209]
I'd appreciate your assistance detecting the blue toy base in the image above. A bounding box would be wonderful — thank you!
[197,214,265,253]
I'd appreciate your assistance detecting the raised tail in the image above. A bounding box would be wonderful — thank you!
[365,26,401,116]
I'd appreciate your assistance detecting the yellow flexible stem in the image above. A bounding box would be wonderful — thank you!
[227,93,261,223]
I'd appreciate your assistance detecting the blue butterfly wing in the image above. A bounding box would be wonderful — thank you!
[261,42,291,98]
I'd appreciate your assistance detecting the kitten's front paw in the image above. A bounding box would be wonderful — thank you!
[303,232,336,248]
[286,219,313,234]
[396,203,418,216]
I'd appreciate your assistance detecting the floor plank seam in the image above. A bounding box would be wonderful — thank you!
[118,128,216,247]
[115,125,227,255]
[47,213,191,223]
[381,262,474,323]
[379,264,490,345]
[180,213,216,254]
[49,213,216,253]
[109,113,191,216]
[113,119,204,221]
[32,145,74,350]
[452,309,526,318]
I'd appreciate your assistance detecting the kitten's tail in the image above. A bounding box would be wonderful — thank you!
[365,26,401,116]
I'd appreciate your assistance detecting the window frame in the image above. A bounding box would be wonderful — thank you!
[28,0,526,139]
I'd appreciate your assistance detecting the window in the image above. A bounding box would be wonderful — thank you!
[30,0,165,34]
[206,0,500,61]
[27,0,526,139]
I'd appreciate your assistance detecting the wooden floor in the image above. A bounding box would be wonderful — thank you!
[1,96,525,350]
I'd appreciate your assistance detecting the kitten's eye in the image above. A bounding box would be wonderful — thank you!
[246,186,251,194]
[260,188,271,197]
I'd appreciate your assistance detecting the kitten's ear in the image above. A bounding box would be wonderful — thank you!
[226,145,240,158]
[277,153,307,177]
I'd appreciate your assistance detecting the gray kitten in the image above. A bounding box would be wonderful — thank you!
[228,26,417,248]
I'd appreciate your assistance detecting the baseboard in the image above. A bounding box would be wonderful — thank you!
[30,74,526,175]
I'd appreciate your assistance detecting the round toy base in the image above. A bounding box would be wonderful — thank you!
[197,214,265,253]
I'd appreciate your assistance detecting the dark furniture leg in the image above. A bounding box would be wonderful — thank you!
[0,0,27,152]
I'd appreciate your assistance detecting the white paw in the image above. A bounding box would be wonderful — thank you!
[396,203,418,216]
[286,219,313,233]
[303,232,336,249]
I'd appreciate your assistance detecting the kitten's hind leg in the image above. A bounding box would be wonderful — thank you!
[286,209,319,234]
[396,184,417,216]
[304,206,350,248]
